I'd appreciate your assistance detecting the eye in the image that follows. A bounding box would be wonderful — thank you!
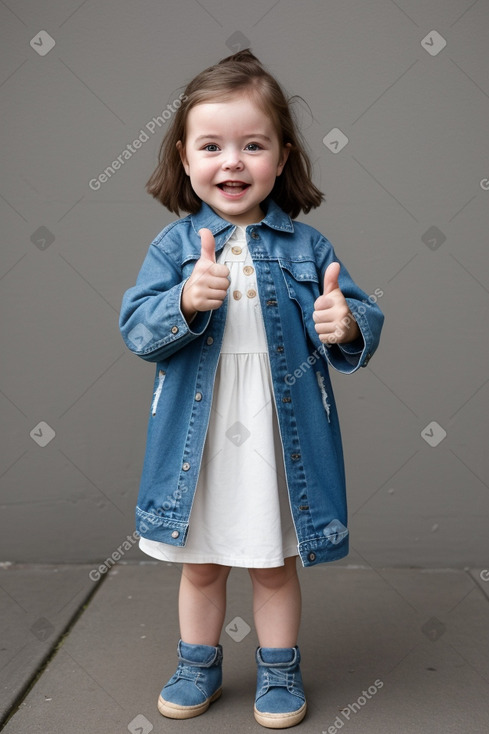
[244,142,262,151]
[203,143,220,152]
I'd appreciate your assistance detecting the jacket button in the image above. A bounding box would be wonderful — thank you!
[308,552,316,562]
[171,326,179,334]
[206,336,214,345]
[291,453,301,461]
[171,530,180,539]
[182,462,190,471]
[282,396,291,403]
[195,392,202,401]
[250,230,259,239]
[277,346,284,352]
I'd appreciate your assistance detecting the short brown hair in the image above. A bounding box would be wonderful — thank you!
[146,50,324,219]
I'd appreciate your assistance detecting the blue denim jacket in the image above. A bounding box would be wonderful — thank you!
[119,199,384,567]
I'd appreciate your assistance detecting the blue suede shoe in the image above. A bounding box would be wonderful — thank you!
[157,640,223,719]
[254,646,307,728]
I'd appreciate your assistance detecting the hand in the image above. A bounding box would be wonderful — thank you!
[313,262,360,344]
[181,228,230,321]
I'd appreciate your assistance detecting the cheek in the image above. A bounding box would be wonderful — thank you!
[189,159,216,182]
[253,159,280,181]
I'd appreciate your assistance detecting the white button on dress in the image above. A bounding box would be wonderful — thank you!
[139,226,298,568]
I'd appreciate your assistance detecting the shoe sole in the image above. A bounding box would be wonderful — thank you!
[254,701,307,729]
[158,687,222,719]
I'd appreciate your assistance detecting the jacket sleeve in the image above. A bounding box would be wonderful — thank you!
[311,237,384,374]
[119,242,211,363]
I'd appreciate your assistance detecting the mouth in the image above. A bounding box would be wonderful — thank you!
[217,181,250,195]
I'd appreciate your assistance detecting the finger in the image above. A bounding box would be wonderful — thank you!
[323,262,340,295]
[205,298,227,310]
[315,323,343,343]
[318,332,340,344]
[314,294,336,312]
[208,262,230,278]
[314,320,337,334]
[198,228,216,262]
[312,308,336,324]
[205,275,231,292]
[202,287,229,306]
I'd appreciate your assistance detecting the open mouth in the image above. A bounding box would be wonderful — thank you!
[217,181,250,195]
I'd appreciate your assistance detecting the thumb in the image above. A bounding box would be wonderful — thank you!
[323,262,341,295]
[199,228,216,262]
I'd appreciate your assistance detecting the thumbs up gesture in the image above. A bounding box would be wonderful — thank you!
[181,228,230,321]
[313,262,360,344]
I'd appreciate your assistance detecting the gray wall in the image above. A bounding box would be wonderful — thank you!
[1,0,488,567]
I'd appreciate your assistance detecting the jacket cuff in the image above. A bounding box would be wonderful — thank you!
[324,298,374,373]
[123,279,211,361]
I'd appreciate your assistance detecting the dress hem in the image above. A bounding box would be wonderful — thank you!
[139,539,299,568]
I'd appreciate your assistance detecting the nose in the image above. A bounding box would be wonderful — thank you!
[222,149,244,171]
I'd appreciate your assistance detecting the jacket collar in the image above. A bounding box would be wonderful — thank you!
[190,198,294,236]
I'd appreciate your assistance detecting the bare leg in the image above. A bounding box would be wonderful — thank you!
[248,556,301,647]
[178,563,232,646]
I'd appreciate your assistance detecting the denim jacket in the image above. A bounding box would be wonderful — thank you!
[119,199,384,567]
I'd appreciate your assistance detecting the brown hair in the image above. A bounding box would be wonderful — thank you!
[146,50,324,219]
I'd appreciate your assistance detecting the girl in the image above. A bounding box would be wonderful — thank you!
[120,50,383,729]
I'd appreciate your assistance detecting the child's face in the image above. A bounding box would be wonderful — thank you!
[177,93,290,226]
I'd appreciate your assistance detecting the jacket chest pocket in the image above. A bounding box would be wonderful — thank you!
[279,260,320,313]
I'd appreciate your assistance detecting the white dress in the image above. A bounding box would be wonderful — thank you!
[139,226,298,568]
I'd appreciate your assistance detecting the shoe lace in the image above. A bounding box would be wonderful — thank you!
[265,667,296,690]
[176,662,200,682]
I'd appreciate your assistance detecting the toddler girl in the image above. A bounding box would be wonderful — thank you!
[120,49,384,728]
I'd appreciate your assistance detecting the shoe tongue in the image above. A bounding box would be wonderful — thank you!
[260,647,295,664]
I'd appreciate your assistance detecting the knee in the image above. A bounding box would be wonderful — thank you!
[183,563,230,588]
[249,563,296,591]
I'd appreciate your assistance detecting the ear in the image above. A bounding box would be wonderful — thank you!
[176,140,190,176]
[276,142,291,176]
